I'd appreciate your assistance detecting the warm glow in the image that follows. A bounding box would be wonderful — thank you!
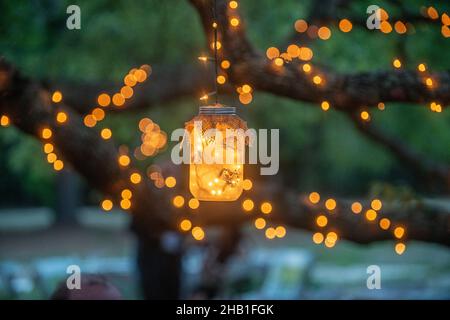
[321,101,330,111]
[266,47,280,60]
[393,58,402,68]
[120,199,131,210]
[243,179,253,191]
[229,1,238,9]
[173,195,185,208]
[360,111,370,121]
[84,115,97,128]
[188,198,200,209]
[274,57,284,67]
[351,202,362,214]
[118,155,131,167]
[101,199,113,211]
[92,108,105,121]
[242,199,254,212]
[56,111,68,124]
[52,91,63,103]
[217,75,226,84]
[395,242,406,255]
[317,26,331,40]
[275,226,286,238]
[308,192,320,204]
[394,226,405,239]
[0,115,10,127]
[299,47,313,61]
[211,41,222,50]
[294,19,308,33]
[365,209,377,221]
[265,227,276,239]
[326,231,338,242]
[312,232,324,244]
[165,176,177,188]
[192,226,205,240]
[100,128,112,140]
[221,60,231,69]
[98,93,111,107]
[121,189,132,200]
[242,84,252,93]
[254,218,266,229]
[230,18,240,27]
[377,102,385,110]
[302,64,311,73]
[379,218,391,230]
[339,19,352,32]
[316,215,328,227]
[325,198,336,211]
[180,219,192,231]
[239,92,253,104]
[371,199,382,211]
[47,153,57,164]
[425,78,433,87]
[121,86,134,99]
[41,128,53,140]
[287,44,300,58]
[313,75,322,85]
[112,93,125,107]
[130,173,142,184]
[43,143,54,154]
[53,160,64,171]
[394,21,407,34]
[261,202,272,214]
[380,21,392,33]
[417,63,426,72]
[427,7,439,19]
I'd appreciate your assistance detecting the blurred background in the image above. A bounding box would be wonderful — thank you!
[0,0,449,299]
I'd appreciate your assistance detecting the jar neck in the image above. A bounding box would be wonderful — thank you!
[199,105,236,115]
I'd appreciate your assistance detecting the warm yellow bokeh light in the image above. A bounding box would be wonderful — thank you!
[52,91,63,103]
[239,92,253,105]
[242,84,252,93]
[130,173,142,184]
[274,57,284,67]
[188,198,200,210]
[165,176,177,188]
[417,63,426,72]
[47,153,57,164]
[101,199,113,211]
[120,86,134,99]
[0,115,10,127]
[313,75,322,85]
[394,21,407,34]
[242,179,253,191]
[92,108,105,121]
[325,198,336,211]
[316,215,328,227]
[221,60,231,69]
[371,199,382,211]
[351,202,362,214]
[378,102,385,110]
[180,219,192,231]
[339,19,352,32]
[309,192,320,204]
[318,26,331,40]
[380,21,392,33]
[265,227,276,239]
[294,19,308,33]
[120,199,131,210]
[192,226,205,240]
[302,63,311,73]
[393,58,402,68]
[266,47,280,60]
[173,195,185,208]
[229,1,238,9]
[379,218,391,230]
[360,111,370,121]
[242,199,254,212]
[53,160,64,171]
[100,128,112,140]
[427,6,439,19]
[118,155,131,167]
[43,143,54,154]
[41,128,53,140]
[56,111,68,124]
[276,226,286,238]
[121,189,132,200]
[112,93,125,107]
[365,209,377,221]
[394,226,405,239]
[321,101,330,111]
[299,47,313,61]
[254,218,266,230]
[217,75,226,84]
[312,232,324,244]
[98,93,111,107]
[287,44,300,58]
[83,115,97,128]
[395,242,406,255]
[425,78,433,87]
[261,202,272,214]
[230,18,240,27]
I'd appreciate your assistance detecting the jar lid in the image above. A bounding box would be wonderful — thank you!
[199,105,236,115]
